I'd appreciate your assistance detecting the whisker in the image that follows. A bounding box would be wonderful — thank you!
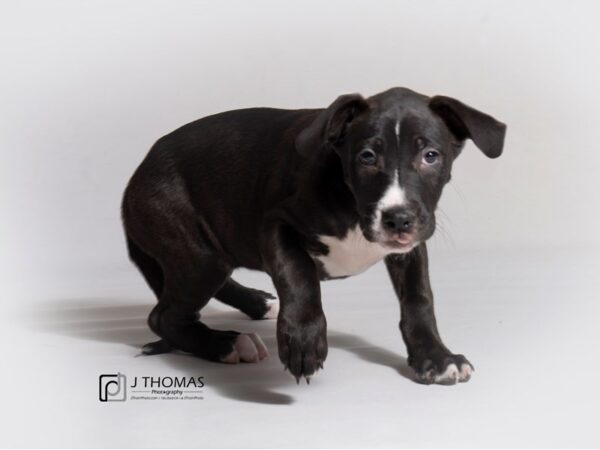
[448,180,466,204]
[433,214,455,250]
[436,206,452,224]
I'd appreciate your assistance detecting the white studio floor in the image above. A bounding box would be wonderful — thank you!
[2,246,599,448]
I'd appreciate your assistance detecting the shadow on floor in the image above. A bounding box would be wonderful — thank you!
[27,297,416,405]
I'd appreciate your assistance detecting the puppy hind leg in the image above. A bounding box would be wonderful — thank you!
[126,236,164,299]
[146,257,269,363]
[214,278,279,320]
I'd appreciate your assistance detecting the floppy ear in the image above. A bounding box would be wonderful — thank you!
[295,93,369,155]
[429,96,506,158]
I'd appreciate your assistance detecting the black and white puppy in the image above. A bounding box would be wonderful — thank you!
[122,87,506,385]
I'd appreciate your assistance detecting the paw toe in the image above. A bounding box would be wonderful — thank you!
[247,332,269,360]
[459,363,474,382]
[235,334,259,362]
[434,363,460,384]
[220,333,269,364]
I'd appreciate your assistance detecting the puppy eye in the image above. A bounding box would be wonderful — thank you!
[422,149,440,165]
[358,148,377,166]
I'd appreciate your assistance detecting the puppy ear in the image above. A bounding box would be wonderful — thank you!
[429,96,506,158]
[296,93,368,155]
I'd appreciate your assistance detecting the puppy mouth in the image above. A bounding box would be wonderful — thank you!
[382,233,416,248]
[374,229,419,250]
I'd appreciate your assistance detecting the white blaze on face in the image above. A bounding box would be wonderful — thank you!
[371,120,407,234]
[373,171,407,234]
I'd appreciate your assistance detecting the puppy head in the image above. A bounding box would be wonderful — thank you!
[296,87,506,251]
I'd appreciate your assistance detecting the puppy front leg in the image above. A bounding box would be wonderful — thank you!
[262,223,327,383]
[385,244,474,384]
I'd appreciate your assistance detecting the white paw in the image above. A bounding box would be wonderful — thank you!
[434,363,473,384]
[262,299,279,320]
[220,333,269,364]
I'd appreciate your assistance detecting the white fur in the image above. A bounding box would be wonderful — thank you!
[246,333,269,360]
[314,226,410,278]
[459,363,473,381]
[220,333,269,364]
[372,172,407,235]
[433,363,474,384]
[434,363,460,383]
[379,172,406,209]
[263,299,279,319]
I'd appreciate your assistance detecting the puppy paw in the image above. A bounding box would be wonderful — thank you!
[220,333,269,364]
[277,314,327,384]
[411,353,473,385]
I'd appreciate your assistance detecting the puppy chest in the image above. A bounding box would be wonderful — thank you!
[312,228,390,278]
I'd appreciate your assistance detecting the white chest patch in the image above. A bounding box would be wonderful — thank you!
[313,226,400,278]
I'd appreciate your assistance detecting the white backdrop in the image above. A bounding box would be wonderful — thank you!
[2,1,599,447]
[3,0,600,294]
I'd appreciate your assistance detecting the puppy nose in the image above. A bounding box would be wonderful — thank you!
[381,207,416,233]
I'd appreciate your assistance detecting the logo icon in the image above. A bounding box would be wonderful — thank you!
[99,373,127,402]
